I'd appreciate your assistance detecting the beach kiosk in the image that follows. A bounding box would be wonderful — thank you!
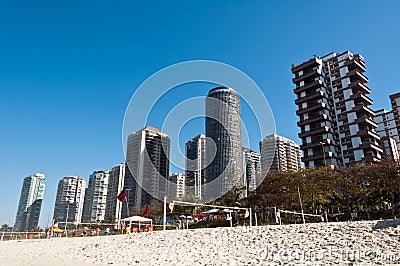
[120,216,153,232]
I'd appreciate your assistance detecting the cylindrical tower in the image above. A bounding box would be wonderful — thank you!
[205,86,243,200]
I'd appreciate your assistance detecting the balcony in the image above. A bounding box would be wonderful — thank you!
[295,91,324,105]
[364,154,381,163]
[359,141,383,153]
[302,151,334,162]
[293,68,321,83]
[298,126,330,138]
[297,114,328,127]
[353,105,375,117]
[291,58,319,73]
[358,129,380,140]
[348,81,371,94]
[349,93,373,105]
[354,116,377,128]
[345,59,366,72]
[296,102,327,115]
[347,69,368,83]
[294,80,323,94]
[301,139,333,150]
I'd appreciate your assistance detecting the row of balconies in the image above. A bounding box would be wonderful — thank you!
[302,151,334,162]
[347,69,368,83]
[295,91,325,105]
[298,126,330,138]
[293,68,322,83]
[294,80,323,94]
[349,92,373,106]
[300,139,333,150]
[353,104,375,117]
[354,116,377,127]
[291,57,320,73]
[348,80,371,94]
[296,102,327,115]
[345,58,367,72]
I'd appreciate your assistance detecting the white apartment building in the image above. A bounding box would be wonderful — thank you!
[53,176,86,224]
[105,163,125,223]
[168,173,186,199]
[185,134,206,199]
[260,134,302,175]
[82,170,109,222]
[242,148,261,193]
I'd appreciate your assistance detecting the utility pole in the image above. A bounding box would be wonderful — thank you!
[298,187,305,224]
[64,203,69,237]
[163,196,167,231]
[126,188,132,217]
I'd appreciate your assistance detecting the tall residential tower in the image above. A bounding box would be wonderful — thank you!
[124,126,170,211]
[185,134,206,199]
[242,148,261,194]
[260,134,302,175]
[105,163,125,223]
[205,87,243,200]
[14,173,46,231]
[82,170,109,222]
[53,176,86,224]
[292,51,382,168]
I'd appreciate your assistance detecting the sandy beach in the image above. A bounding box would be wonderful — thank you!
[0,220,399,265]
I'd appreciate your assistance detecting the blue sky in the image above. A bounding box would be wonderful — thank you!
[1,1,399,226]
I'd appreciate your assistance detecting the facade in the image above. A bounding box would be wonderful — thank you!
[205,87,243,200]
[292,51,382,168]
[390,93,400,153]
[242,148,261,194]
[105,163,125,223]
[167,173,186,199]
[53,176,86,224]
[124,126,170,211]
[374,109,400,161]
[14,173,46,231]
[185,134,206,199]
[259,134,302,175]
[82,170,109,222]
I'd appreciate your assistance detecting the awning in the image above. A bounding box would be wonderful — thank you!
[53,228,64,233]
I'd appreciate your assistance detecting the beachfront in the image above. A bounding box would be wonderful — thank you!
[0,220,399,265]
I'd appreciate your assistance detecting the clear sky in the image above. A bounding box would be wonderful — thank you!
[1,1,399,227]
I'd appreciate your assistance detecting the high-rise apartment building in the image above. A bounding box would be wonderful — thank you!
[292,51,382,168]
[185,134,206,199]
[53,176,86,224]
[167,173,186,199]
[242,148,261,194]
[14,173,46,231]
[374,109,399,161]
[105,163,125,223]
[124,126,170,210]
[389,92,400,153]
[205,87,243,200]
[82,170,109,222]
[260,134,302,175]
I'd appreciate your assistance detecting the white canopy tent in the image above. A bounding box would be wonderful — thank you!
[120,216,153,232]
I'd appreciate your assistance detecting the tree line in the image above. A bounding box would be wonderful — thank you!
[245,160,400,221]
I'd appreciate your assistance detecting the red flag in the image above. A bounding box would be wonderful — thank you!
[142,205,150,217]
[117,190,126,202]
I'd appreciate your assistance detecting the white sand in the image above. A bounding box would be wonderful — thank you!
[0,220,399,265]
